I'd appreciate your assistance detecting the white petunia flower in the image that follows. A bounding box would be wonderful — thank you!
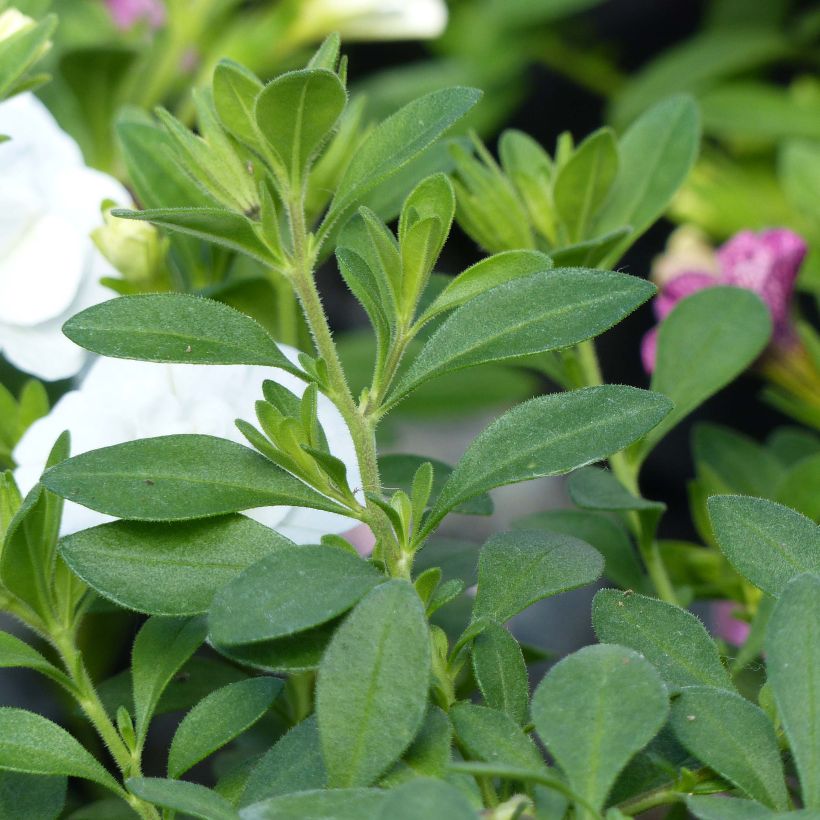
[292,0,448,43]
[13,348,363,544]
[0,93,130,381]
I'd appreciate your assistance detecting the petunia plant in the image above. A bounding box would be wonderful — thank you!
[0,33,819,820]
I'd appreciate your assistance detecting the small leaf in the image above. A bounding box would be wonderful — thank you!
[687,795,778,820]
[592,589,734,691]
[471,622,529,725]
[708,495,820,596]
[213,60,263,147]
[168,678,281,778]
[374,778,477,820]
[209,544,382,646]
[636,288,772,461]
[241,789,387,820]
[255,68,346,185]
[0,708,119,792]
[532,644,669,813]
[428,385,672,530]
[670,687,788,809]
[317,580,431,787]
[473,530,603,623]
[0,632,71,690]
[132,616,207,742]
[390,269,655,403]
[63,294,298,371]
[382,706,452,785]
[241,716,326,805]
[568,466,664,513]
[59,515,292,616]
[42,435,349,521]
[765,573,820,808]
[127,778,238,820]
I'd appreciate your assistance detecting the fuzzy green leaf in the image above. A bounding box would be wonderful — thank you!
[0,771,65,820]
[213,60,263,147]
[0,632,71,690]
[532,644,669,813]
[708,495,820,596]
[241,789,387,819]
[209,544,382,646]
[471,623,529,725]
[127,778,238,820]
[317,580,431,787]
[374,778,476,820]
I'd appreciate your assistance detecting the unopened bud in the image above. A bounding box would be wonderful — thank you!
[92,204,168,284]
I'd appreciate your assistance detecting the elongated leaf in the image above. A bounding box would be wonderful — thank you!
[241,789,387,820]
[209,544,382,646]
[765,573,820,808]
[422,250,553,321]
[213,60,263,146]
[473,530,603,623]
[59,515,291,616]
[636,288,771,461]
[317,580,431,787]
[132,616,207,742]
[323,87,481,235]
[112,208,272,263]
[168,678,281,778]
[42,435,348,521]
[241,716,326,805]
[390,269,655,403]
[374,778,476,820]
[0,771,65,820]
[255,69,346,184]
[568,466,664,513]
[670,687,788,809]
[62,294,298,371]
[595,95,700,264]
[708,495,820,596]
[428,385,672,528]
[471,621,529,725]
[0,632,71,689]
[687,795,779,820]
[532,645,669,813]
[450,703,545,772]
[382,706,452,785]
[127,778,238,820]
[0,709,119,792]
[592,589,734,691]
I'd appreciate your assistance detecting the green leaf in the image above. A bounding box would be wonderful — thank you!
[112,208,272,263]
[241,716,326,805]
[59,515,291,616]
[209,545,382,646]
[532,645,669,813]
[323,87,481,236]
[0,631,71,690]
[374,778,477,820]
[0,708,119,792]
[127,778,238,820]
[0,15,56,100]
[241,789,387,819]
[595,95,700,264]
[708,495,820,596]
[415,537,481,587]
[592,589,734,691]
[62,294,298,371]
[568,466,664,514]
[550,227,633,268]
[450,703,545,772]
[132,616,207,742]
[636,287,772,461]
[168,677,281,778]
[42,435,348,522]
[427,385,672,529]
[421,250,553,322]
[317,580,431,787]
[381,706,452,785]
[255,69,346,185]
[379,454,491,517]
[213,60,264,147]
[765,573,820,808]
[670,687,788,809]
[390,269,655,403]
[775,454,820,521]
[515,508,642,589]
[0,771,65,820]
[554,128,619,243]
[471,622,529,725]
[473,530,603,623]
[686,795,780,820]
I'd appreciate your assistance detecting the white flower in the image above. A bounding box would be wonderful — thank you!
[292,0,447,43]
[13,349,363,544]
[0,8,35,41]
[0,93,130,381]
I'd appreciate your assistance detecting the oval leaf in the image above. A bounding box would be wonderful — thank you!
[316,580,431,787]
[209,544,382,646]
[241,788,387,820]
[127,778,238,820]
[471,621,529,726]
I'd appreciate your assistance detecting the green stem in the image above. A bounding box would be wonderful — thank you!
[617,768,716,816]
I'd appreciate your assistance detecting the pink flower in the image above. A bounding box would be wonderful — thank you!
[642,228,807,372]
[105,0,166,31]
[711,600,750,646]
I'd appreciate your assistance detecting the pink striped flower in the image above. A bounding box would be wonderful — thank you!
[105,0,166,31]
[642,228,807,372]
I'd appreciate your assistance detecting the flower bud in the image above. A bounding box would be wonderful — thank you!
[91,204,168,284]
[0,8,50,57]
